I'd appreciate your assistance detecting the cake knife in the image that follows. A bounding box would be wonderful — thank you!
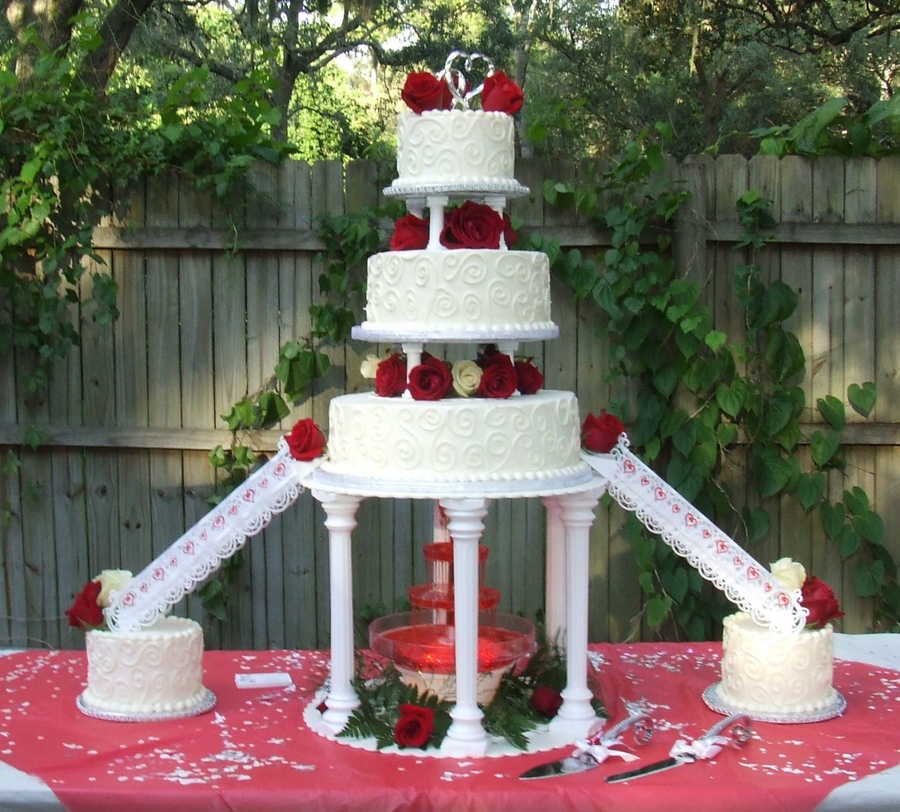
[604,712,752,783]
[519,711,654,780]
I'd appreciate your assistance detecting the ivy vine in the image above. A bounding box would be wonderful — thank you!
[525,127,898,638]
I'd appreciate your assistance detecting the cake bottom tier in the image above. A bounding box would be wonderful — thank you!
[321,390,589,488]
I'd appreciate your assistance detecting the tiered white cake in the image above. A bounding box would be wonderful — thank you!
[322,76,591,493]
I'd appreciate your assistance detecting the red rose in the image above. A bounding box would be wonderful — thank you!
[515,359,543,395]
[530,684,563,717]
[285,418,326,461]
[65,581,104,629]
[408,355,453,401]
[801,575,844,629]
[477,354,517,398]
[394,703,435,748]
[440,201,505,249]
[582,411,625,453]
[502,213,517,248]
[391,214,430,251]
[401,72,453,114]
[375,353,407,397]
[481,70,524,115]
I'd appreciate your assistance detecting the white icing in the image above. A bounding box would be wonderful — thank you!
[719,612,837,714]
[81,617,207,714]
[322,391,586,484]
[393,110,515,187]
[362,249,554,335]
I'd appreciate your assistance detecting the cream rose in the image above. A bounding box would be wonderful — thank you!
[769,557,806,592]
[93,569,133,608]
[360,353,383,379]
[452,360,482,397]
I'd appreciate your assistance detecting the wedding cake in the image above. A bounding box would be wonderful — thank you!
[320,56,592,492]
[713,558,843,718]
[718,612,837,715]
[79,617,211,718]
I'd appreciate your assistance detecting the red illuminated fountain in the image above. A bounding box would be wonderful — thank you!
[370,516,535,704]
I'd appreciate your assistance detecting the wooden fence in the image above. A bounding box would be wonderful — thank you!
[1,155,899,651]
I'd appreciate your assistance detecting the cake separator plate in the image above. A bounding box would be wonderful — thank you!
[702,682,846,724]
[76,687,216,722]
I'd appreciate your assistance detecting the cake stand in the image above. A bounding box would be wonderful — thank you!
[304,468,613,757]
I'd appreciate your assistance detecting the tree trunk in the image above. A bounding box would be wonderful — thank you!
[6,0,156,89]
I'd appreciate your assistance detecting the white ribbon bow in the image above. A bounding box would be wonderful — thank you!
[574,736,641,764]
[669,735,729,764]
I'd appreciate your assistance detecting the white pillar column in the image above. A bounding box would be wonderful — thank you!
[313,489,363,732]
[439,496,489,756]
[542,495,566,646]
[550,486,603,739]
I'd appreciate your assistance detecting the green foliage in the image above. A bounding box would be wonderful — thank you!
[341,662,455,750]
[0,21,290,393]
[750,96,900,159]
[526,127,899,638]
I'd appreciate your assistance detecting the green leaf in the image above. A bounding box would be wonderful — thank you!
[844,486,870,515]
[764,329,805,382]
[646,593,673,628]
[820,501,846,540]
[836,525,861,559]
[816,395,846,430]
[795,472,825,511]
[755,448,792,498]
[716,422,738,446]
[854,559,884,598]
[810,429,841,467]
[661,567,689,603]
[716,380,746,418]
[704,330,728,352]
[743,507,770,545]
[762,392,794,436]
[848,382,876,417]
[853,510,884,545]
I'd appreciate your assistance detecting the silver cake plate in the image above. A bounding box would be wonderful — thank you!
[384,180,530,200]
[76,687,216,722]
[703,682,846,724]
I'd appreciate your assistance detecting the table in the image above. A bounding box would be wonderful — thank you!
[1,636,898,811]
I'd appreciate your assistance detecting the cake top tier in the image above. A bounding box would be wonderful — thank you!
[386,52,529,199]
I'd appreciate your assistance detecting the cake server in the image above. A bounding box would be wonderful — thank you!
[604,712,752,783]
[519,711,654,780]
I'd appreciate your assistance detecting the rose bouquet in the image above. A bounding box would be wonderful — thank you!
[770,557,844,629]
[390,202,517,252]
[66,570,133,631]
[401,52,524,116]
[361,346,543,402]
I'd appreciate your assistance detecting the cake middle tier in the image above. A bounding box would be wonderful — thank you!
[321,391,589,486]
[353,249,557,342]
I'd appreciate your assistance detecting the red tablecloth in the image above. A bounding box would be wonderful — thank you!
[0,644,898,811]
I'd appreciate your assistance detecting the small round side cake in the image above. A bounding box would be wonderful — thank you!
[321,390,587,485]
[360,249,555,336]
[719,611,837,714]
[80,616,208,717]
[393,110,515,187]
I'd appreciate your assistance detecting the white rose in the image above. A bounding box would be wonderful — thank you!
[769,557,806,592]
[93,569,133,608]
[452,360,482,397]
[360,353,383,379]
